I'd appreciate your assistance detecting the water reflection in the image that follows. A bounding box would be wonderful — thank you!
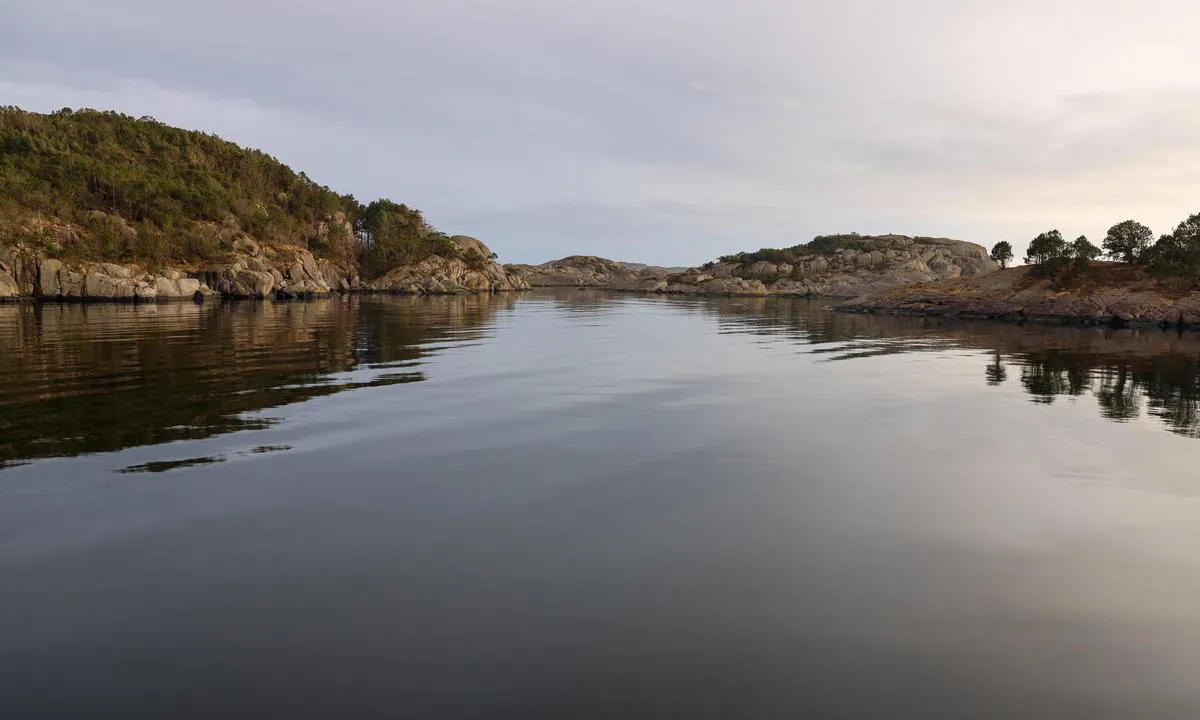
[4,291,1200,471]
[0,295,514,467]
[993,350,1200,437]
[652,295,1200,440]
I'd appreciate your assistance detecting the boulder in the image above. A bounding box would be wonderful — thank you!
[154,277,202,298]
[371,254,529,294]
[83,271,136,299]
[0,270,19,299]
[450,235,495,260]
[38,259,64,297]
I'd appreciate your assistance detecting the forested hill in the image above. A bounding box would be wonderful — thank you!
[0,107,449,275]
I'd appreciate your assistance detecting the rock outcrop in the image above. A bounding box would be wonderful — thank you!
[511,236,996,298]
[506,256,675,288]
[25,257,211,301]
[367,236,529,295]
[195,236,358,299]
[840,264,1200,328]
[0,232,528,301]
[696,235,996,297]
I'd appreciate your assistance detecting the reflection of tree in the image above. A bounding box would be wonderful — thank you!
[1095,367,1140,421]
[660,292,1200,440]
[986,352,1007,386]
[0,295,506,466]
[1017,351,1092,404]
[1021,365,1066,404]
[1010,351,1200,437]
[1140,356,1200,438]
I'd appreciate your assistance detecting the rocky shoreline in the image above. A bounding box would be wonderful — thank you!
[839,265,1200,329]
[0,235,529,303]
[507,236,997,298]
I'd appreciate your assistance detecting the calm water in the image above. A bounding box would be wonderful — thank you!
[4,292,1200,718]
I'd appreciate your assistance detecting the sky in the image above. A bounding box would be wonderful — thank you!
[4,0,1200,265]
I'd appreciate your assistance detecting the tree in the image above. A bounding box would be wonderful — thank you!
[1025,230,1068,265]
[989,241,1014,269]
[1148,212,1200,276]
[1071,235,1101,273]
[1102,220,1153,265]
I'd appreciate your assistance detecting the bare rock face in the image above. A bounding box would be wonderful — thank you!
[840,265,1200,328]
[3,227,513,300]
[449,235,496,261]
[721,235,997,297]
[198,244,358,299]
[511,236,996,298]
[32,257,212,301]
[506,256,670,288]
[636,268,769,296]
[17,237,358,302]
[369,254,529,295]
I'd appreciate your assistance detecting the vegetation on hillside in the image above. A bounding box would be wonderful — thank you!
[1020,215,1200,281]
[0,107,462,274]
[713,233,881,267]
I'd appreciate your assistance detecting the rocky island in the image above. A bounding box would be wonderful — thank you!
[508,234,998,297]
[0,107,527,302]
[843,220,1200,329]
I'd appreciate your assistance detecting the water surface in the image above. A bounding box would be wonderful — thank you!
[4,292,1200,718]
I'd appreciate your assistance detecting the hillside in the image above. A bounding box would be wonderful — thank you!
[0,107,527,299]
[505,256,680,287]
[840,263,1200,327]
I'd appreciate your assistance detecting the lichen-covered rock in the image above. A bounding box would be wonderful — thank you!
[369,254,529,295]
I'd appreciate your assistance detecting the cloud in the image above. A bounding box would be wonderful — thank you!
[4,0,1200,263]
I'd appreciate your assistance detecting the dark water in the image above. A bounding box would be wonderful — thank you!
[4,292,1200,718]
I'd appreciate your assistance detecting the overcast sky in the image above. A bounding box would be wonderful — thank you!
[5,0,1200,265]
